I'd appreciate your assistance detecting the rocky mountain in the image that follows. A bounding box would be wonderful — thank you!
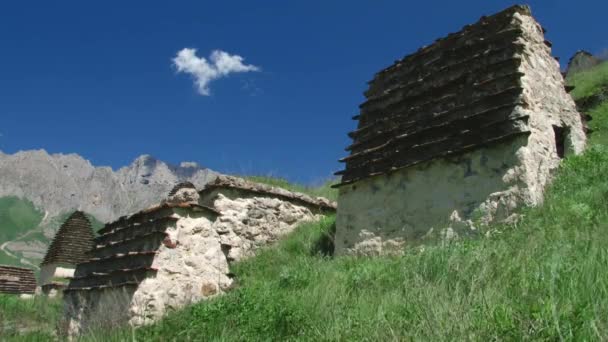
[0,150,219,268]
[565,50,603,78]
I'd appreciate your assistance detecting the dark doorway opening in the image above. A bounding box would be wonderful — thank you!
[553,125,566,159]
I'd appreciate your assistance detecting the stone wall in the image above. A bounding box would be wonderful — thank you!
[63,207,229,334]
[64,177,336,336]
[334,5,585,255]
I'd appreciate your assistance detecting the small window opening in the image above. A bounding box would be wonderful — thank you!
[553,125,566,159]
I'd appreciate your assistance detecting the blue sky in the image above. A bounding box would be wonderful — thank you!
[1,1,606,184]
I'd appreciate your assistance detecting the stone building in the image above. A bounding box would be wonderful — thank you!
[334,5,586,255]
[40,211,95,296]
[0,265,36,296]
[64,176,335,336]
[566,50,602,78]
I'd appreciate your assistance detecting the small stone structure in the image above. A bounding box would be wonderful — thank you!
[63,176,335,336]
[164,181,199,205]
[0,265,36,296]
[199,175,336,261]
[40,211,95,296]
[334,5,586,255]
[566,50,602,78]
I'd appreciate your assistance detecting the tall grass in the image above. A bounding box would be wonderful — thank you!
[105,58,608,341]
[107,142,608,340]
[88,69,608,340]
[568,61,608,100]
[0,294,62,341]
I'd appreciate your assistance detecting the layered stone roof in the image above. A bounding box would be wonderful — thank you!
[167,181,196,197]
[0,265,36,295]
[69,203,219,291]
[98,202,219,235]
[41,211,95,266]
[335,5,546,186]
[199,175,337,213]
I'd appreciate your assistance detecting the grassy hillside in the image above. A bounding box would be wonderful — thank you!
[3,62,608,341]
[0,197,104,269]
[567,61,608,100]
[88,63,608,340]
[0,197,44,267]
[0,197,43,244]
[0,294,61,341]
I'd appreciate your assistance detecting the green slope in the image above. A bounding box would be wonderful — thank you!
[0,197,44,267]
[0,197,44,243]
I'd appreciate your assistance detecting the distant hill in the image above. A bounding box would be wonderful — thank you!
[0,151,218,269]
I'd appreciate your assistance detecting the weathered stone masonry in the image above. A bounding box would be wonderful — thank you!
[63,176,336,336]
[199,175,336,262]
[334,5,586,255]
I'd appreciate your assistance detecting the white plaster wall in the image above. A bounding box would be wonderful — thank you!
[335,137,530,255]
[39,263,75,286]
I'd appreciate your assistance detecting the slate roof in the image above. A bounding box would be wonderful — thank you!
[41,211,95,266]
[97,202,219,235]
[0,265,36,295]
[67,203,219,292]
[168,181,196,197]
[334,5,542,187]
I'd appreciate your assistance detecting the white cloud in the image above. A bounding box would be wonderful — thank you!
[172,48,260,95]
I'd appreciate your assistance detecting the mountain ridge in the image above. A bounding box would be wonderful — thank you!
[0,149,219,267]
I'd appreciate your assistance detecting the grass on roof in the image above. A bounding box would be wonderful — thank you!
[243,175,338,202]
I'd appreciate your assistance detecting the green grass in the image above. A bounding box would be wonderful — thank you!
[0,197,44,244]
[244,175,338,201]
[0,250,22,267]
[568,61,608,100]
[6,62,608,341]
[106,144,608,340]
[80,64,608,341]
[0,294,62,341]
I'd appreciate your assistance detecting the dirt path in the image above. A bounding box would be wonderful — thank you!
[0,228,42,270]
